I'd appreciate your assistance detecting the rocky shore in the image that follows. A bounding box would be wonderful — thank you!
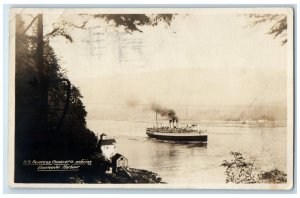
[113,168,164,183]
[68,168,165,184]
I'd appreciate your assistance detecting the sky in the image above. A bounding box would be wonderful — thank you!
[37,9,290,121]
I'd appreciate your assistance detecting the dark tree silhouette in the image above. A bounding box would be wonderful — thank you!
[95,14,174,32]
[15,15,98,182]
[246,14,287,45]
[46,14,175,42]
[15,13,176,183]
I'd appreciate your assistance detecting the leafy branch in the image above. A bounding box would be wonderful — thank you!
[221,152,287,184]
[45,14,176,43]
[245,14,287,45]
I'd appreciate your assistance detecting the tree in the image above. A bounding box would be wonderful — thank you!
[46,14,175,42]
[221,152,287,184]
[246,14,287,45]
[15,15,98,182]
[15,13,177,182]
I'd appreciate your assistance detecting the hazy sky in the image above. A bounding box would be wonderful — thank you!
[38,9,290,120]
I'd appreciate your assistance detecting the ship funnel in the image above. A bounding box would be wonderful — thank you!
[174,119,178,128]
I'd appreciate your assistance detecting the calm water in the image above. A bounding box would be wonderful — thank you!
[87,120,287,184]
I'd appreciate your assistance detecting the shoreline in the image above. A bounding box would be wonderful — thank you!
[68,168,165,184]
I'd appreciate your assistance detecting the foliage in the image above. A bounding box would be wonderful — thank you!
[221,152,260,183]
[260,168,287,183]
[246,14,287,45]
[15,13,176,182]
[45,27,74,43]
[15,15,98,164]
[96,14,174,32]
[45,14,175,42]
[221,152,287,184]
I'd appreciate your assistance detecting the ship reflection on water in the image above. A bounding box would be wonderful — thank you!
[149,138,208,149]
[186,142,207,148]
[162,141,208,159]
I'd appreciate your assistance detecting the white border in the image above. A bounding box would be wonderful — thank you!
[1,2,298,195]
[8,7,295,190]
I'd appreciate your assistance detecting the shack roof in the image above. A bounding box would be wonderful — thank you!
[101,139,116,145]
[112,153,127,162]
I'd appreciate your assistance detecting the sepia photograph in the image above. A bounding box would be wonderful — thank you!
[8,7,294,189]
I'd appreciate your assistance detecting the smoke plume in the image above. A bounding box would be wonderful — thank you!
[151,103,178,122]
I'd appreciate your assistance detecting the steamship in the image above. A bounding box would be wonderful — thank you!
[146,113,208,142]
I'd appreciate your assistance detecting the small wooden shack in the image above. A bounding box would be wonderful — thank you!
[111,153,128,173]
[97,133,116,159]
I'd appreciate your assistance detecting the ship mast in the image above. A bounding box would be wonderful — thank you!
[156,112,158,128]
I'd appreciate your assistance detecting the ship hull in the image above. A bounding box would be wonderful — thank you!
[146,131,207,142]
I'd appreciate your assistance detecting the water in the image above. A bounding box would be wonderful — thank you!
[87,119,287,184]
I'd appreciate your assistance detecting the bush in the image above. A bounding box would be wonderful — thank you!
[221,152,286,184]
